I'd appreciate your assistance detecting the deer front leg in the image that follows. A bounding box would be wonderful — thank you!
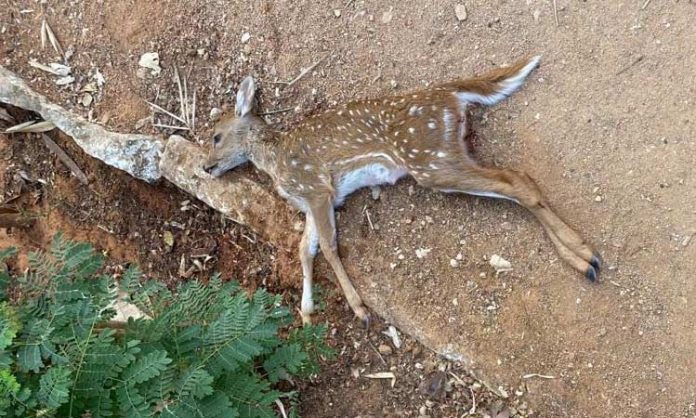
[310,197,370,327]
[299,214,319,325]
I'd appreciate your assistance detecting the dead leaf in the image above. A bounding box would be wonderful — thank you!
[5,120,56,133]
[138,52,162,76]
[163,230,174,249]
[55,75,75,86]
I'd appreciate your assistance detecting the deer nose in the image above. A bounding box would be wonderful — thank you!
[203,163,217,174]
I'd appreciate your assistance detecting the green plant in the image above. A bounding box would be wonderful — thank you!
[0,234,334,417]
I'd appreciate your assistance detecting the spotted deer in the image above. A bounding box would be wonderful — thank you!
[204,56,601,326]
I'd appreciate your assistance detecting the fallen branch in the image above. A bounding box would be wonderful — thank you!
[159,135,299,249]
[0,65,163,182]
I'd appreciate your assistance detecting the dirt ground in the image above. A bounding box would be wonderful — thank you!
[2,1,696,417]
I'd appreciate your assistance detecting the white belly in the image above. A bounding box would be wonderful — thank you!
[334,163,408,206]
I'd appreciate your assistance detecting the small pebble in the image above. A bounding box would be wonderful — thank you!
[415,248,431,259]
[241,32,251,43]
[449,259,459,268]
[370,186,381,200]
[378,344,392,355]
[595,195,603,202]
[381,8,393,24]
[455,4,467,21]
[209,107,222,122]
[333,9,341,17]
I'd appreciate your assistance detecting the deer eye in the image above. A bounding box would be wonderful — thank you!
[213,134,222,145]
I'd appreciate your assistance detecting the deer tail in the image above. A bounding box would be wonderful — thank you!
[443,55,541,106]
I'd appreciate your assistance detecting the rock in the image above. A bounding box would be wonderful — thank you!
[489,254,513,273]
[0,65,164,182]
[381,8,393,24]
[80,93,93,107]
[450,259,459,268]
[419,371,447,399]
[455,4,468,21]
[382,325,402,349]
[241,32,251,43]
[370,186,381,200]
[138,52,161,76]
[333,9,341,17]
[378,344,392,355]
[415,248,432,259]
[209,107,223,122]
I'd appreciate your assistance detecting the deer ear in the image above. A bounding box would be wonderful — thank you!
[235,76,256,117]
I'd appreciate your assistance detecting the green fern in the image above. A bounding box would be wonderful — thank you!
[0,235,333,417]
[38,365,72,409]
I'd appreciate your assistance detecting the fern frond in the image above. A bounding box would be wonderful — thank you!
[0,302,20,352]
[17,318,52,372]
[223,372,277,418]
[1,235,332,417]
[38,366,71,409]
[263,343,309,383]
[119,264,143,295]
[0,247,17,262]
[175,367,214,400]
[115,384,151,417]
[121,350,171,386]
[0,369,20,413]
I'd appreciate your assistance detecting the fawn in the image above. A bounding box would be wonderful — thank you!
[204,56,601,326]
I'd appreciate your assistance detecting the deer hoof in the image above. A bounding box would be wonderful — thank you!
[585,265,598,282]
[355,308,371,330]
[590,253,602,271]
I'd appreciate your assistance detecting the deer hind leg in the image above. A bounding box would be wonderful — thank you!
[299,214,319,325]
[309,197,370,326]
[418,163,601,280]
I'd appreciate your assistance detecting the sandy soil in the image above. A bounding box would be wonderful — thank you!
[2,1,696,417]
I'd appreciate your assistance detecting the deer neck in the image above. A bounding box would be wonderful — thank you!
[247,130,283,180]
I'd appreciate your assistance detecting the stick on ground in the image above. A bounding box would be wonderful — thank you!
[286,50,334,87]
[42,134,89,184]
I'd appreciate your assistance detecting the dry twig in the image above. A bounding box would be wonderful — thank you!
[552,0,560,26]
[41,18,64,57]
[42,134,89,185]
[286,50,334,87]
[616,55,644,75]
[149,67,197,132]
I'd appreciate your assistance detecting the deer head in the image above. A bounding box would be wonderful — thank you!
[203,76,269,177]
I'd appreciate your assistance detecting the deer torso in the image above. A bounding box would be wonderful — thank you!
[255,92,470,212]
